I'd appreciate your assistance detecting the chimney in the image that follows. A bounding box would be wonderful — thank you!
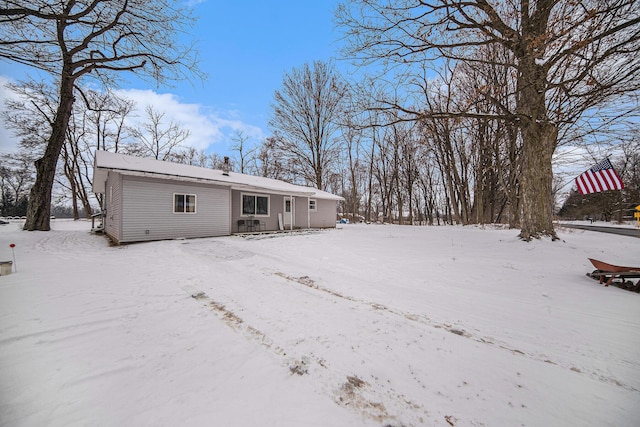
[222,156,230,176]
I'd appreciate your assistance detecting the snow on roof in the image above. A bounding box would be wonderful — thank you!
[92,150,343,200]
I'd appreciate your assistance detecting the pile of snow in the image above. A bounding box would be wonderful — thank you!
[1,220,639,426]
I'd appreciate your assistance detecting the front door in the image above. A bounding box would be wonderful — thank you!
[283,196,294,228]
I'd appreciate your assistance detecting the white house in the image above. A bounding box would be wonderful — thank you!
[92,150,343,244]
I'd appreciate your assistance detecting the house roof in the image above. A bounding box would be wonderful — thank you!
[92,150,344,201]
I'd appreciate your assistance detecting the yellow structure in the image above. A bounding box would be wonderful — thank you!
[635,205,640,226]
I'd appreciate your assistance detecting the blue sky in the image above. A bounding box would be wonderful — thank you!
[0,0,344,157]
[179,1,341,134]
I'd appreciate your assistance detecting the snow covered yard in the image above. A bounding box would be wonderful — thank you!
[1,220,639,426]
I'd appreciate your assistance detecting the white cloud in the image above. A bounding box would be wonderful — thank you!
[115,89,221,151]
[0,75,22,156]
[114,88,265,153]
[0,78,266,157]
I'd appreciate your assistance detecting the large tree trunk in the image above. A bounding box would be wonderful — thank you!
[23,73,75,231]
[516,53,558,240]
[519,122,558,240]
[514,4,558,241]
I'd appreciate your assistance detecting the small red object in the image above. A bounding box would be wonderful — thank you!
[10,244,15,248]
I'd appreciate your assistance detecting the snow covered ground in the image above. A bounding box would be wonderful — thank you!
[1,220,639,426]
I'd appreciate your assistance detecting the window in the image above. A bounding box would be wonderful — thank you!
[242,193,269,216]
[174,193,196,213]
[309,199,317,212]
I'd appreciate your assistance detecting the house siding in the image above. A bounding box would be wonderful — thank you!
[231,190,280,232]
[117,175,229,243]
[104,172,123,243]
[294,196,306,228]
[230,190,337,232]
[309,198,338,228]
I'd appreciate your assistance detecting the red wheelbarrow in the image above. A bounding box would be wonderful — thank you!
[586,258,640,291]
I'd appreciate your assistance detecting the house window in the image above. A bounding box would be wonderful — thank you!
[309,199,317,212]
[174,193,196,213]
[242,193,269,216]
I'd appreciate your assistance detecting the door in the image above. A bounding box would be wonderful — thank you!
[283,196,294,228]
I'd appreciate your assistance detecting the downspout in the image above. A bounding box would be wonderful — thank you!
[307,196,310,229]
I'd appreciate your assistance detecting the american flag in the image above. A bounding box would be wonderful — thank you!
[575,158,624,195]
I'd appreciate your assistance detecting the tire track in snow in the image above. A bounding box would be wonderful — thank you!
[61,365,139,390]
[187,290,422,425]
[0,318,120,346]
[272,271,639,393]
[273,270,484,340]
[34,229,110,257]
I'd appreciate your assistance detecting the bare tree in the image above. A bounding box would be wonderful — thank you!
[230,130,256,174]
[0,151,34,217]
[348,80,386,222]
[208,153,232,171]
[269,61,349,190]
[76,88,136,153]
[456,46,521,226]
[414,146,441,225]
[71,88,136,215]
[1,80,54,153]
[126,105,191,161]
[173,147,210,168]
[2,81,137,218]
[254,136,287,180]
[339,122,364,223]
[337,0,640,240]
[60,110,93,219]
[0,0,202,231]
[416,69,473,226]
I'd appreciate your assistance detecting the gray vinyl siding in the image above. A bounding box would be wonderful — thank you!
[104,173,123,243]
[231,190,279,232]
[294,196,306,228]
[291,196,337,229]
[118,175,229,243]
[309,198,338,228]
[230,190,337,231]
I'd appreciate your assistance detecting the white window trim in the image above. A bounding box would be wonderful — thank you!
[173,193,197,214]
[241,193,270,217]
[309,198,317,212]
